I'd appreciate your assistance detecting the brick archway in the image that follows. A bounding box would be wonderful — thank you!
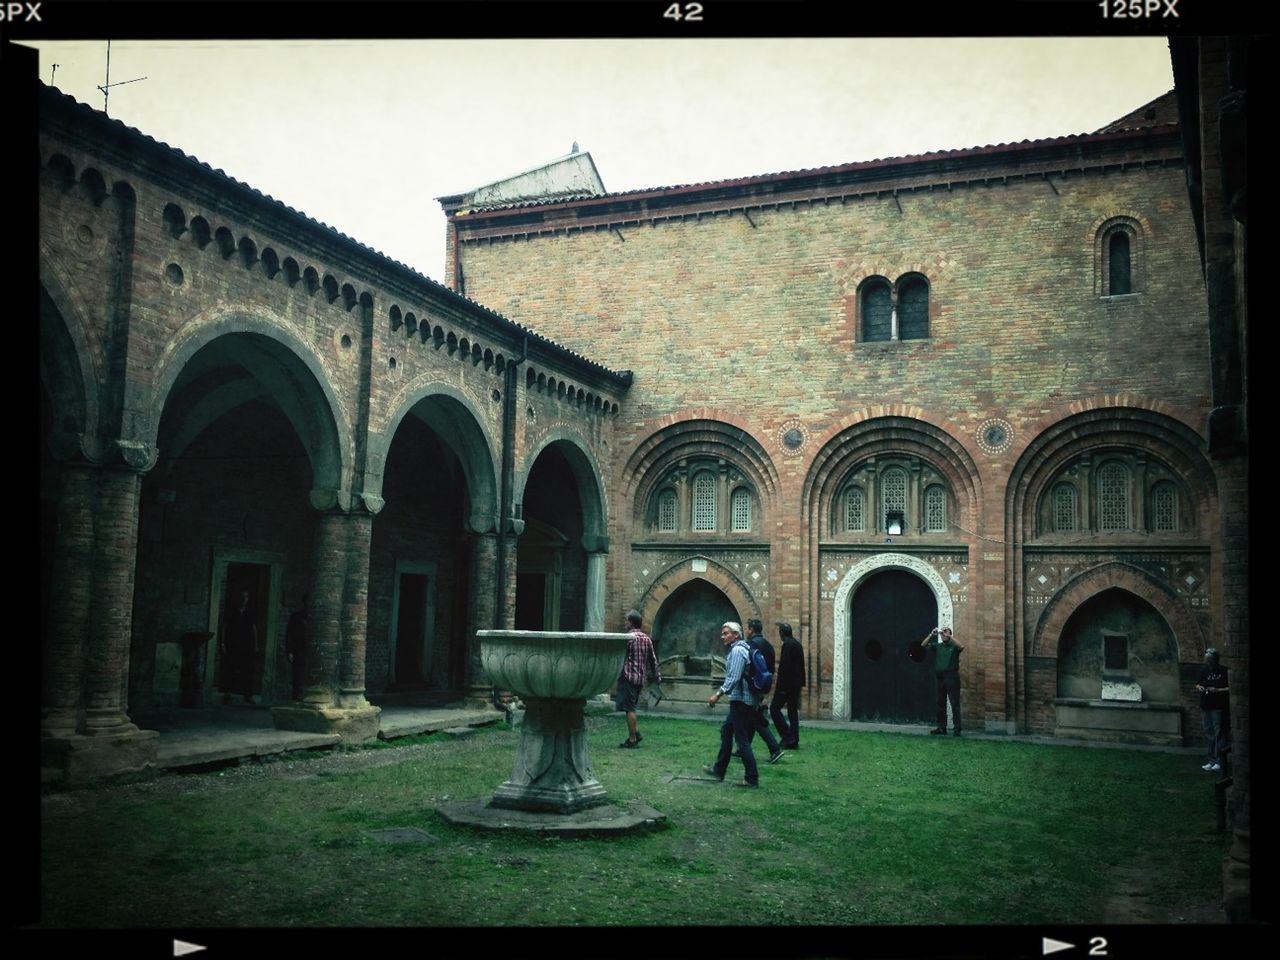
[636,556,761,637]
[1031,561,1205,662]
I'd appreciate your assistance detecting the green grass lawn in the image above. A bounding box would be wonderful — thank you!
[38,716,1229,928]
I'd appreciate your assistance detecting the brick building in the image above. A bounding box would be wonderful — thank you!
[39,78,1241,804]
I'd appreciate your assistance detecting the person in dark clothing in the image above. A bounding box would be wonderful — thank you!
[1195,647,1229,773]
[220,589,259,704]
[285,593,309,701]
[922,626,963,736]
[743,618,784,764]
[771,621,806,749]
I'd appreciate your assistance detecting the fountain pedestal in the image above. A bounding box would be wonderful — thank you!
[436,630,666,833]
[491,697,605,813]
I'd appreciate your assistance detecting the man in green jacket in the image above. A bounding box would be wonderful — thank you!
[923,627,964,736]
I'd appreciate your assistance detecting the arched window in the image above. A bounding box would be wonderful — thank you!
[898,275,929,340]
[1052,482,1078,532]
[924,484,947,533]
[860,278,892,343]
[1098,462,1130,531]
[730,487,752,532]
[844,487,865,532]
[881,467,907,532]
[1151,481,1178,532]
[657,489,678,533]
[692,473,717,532]
[1108,232,1131,296]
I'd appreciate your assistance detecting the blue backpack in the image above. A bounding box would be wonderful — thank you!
[745,638,774,695]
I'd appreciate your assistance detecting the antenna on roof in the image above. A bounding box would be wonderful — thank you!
[97,40,148,116]
[50,63,59,86]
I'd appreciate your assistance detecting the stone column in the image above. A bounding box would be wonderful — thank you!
[272,493,380,741]
[43,442,160,785]
[465,527,500,705]
[42,459,95,738]
[582,534,609,632]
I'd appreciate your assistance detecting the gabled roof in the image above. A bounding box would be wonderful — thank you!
[1094,89,1180,134]
[440,148,606,214]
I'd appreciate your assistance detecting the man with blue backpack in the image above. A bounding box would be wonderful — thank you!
[743,618,785,764]
[704,622,761,787]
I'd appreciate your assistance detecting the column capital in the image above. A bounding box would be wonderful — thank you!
[47,430,99,465]
[581,533,610,554]
[308,487,353,513]
[110,438,158,472]
[466,511,501,535]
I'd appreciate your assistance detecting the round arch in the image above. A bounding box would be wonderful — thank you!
[372,381,500,525]
[1031,561,1205,663]
[39,270,101,454]
[146,313,352,497]
[636,556,762,638]
[517,428,608,538]
[831,553,955,721]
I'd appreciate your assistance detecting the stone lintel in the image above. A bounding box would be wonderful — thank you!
[271,703,382,742]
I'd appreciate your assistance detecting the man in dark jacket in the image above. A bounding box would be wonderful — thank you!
[744,618,784,764]
[771,621,806,749]
[1195,647,1229,773]
[923,626,963,736]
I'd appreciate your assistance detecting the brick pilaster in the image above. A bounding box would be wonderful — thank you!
[42,462,95,736]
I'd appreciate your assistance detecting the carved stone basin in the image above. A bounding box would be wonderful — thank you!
[477,630,630,814]
[480,630,628,700]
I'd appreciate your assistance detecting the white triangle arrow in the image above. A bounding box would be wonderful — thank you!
[174,941,207,957]
[1042,937,1074,956]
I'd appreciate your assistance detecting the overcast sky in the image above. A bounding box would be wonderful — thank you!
[23,38,1175,282]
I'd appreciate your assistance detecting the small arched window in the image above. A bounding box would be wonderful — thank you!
[1098,462,1131,531]
[1151,481,1178,532]
[844,487,865,532]
[881,467,908,532]
[657,489,678,533]
[924,485,947,533]
[692,473,717,532]
[898,275,929,340]
[1108,232,1131,296]
[860,278,893,343]
[1052,482,1078,532]
[730,488,752,532]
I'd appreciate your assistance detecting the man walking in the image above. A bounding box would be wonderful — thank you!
[744,618,785,763]
[922,626,963,736]
[616,610,660,748]
[771,621,805,750]
[1195,647,1229,773]
[704,622,761,787]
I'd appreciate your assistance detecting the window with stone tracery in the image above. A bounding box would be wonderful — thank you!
[844,487,865,532]
[924,485,946,533]
[1052,482,1078,532]
[657,489,677,533]
[692,472,717,532]
[730,487,751,532]
[881,467,907,530]
[1098,462,1130,531]
[1152,481,1178,532]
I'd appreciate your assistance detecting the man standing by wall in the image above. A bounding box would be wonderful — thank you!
[1195,647,1229,773]
[704,622,760,787]
[922,627,963,736]
[617,610,660,749]
[771,621,805,750]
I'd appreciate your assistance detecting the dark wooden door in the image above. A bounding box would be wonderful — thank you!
[394,573,427,683]
[848,569,937,722]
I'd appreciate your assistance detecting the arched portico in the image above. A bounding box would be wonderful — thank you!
[832,552,955,721]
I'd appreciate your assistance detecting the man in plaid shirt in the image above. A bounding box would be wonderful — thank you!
[616,610,660,748]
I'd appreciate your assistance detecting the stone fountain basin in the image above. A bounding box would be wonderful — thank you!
[478,630,630,700]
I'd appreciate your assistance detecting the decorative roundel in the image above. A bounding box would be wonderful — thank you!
[976,417,1014,455]
[777,418,810,456]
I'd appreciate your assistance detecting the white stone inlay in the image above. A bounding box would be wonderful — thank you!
[1100,680,1143,702]
[827,569,838,582]
[691,558,708,573]
[1038,574,1048,585]
[1184,574,1197,586]
[832,553,955,721]
[948,571,961,584]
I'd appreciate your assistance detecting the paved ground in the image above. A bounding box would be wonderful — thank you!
[129,692,504,771]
